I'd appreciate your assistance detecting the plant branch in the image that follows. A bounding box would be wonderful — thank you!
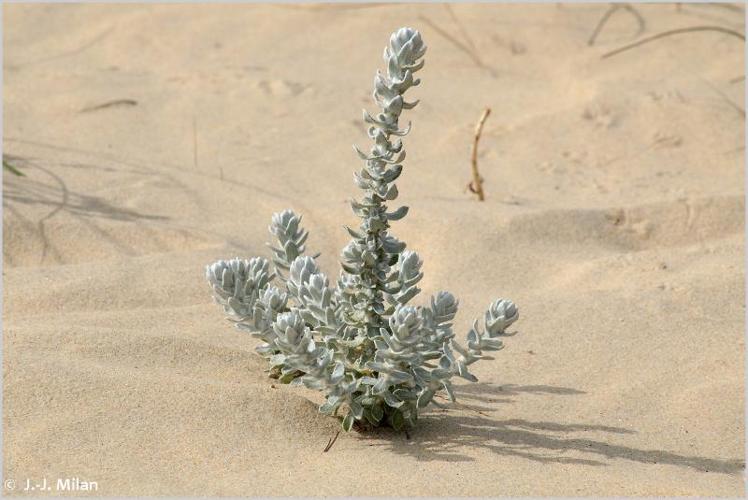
[601,25,745,59]
[588,3,646,47]
[323,430,340,452]
[469,107,491,201]
[3,157,24,176]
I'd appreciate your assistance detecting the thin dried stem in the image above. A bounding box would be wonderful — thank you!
[469,107,491,201]
[418,15,493,75]
[588,3,646,47]
[3,156,25,177]
[323,430,340,452]
[601,25,745,59]
[79,99,138,113]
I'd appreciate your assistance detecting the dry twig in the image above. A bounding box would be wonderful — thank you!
[601,25,745,59]
[79,99,137,113]
[588,3,646,46]
[3,157,24,176]
[417,15,494,75]
[468,108,491,201]
[323,430,340,452]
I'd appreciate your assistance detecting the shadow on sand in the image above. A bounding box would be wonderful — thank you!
[3,155,170,264]
[360,383,745,474]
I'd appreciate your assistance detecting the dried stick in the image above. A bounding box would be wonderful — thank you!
[417,15,492,74]
[3,157,24,176]
[323,430,340,452]
[469,108,491,201]
[588,4,621,46]
[588,3,646,46]
[602,25,745,59]
[79,99,137,113]
[622,4,647,37]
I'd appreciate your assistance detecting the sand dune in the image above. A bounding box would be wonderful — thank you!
[3,3,744,496]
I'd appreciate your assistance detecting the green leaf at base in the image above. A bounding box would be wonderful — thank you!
[342,414,355,432]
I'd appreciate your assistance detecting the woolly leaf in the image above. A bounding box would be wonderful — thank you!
[386,206,409,221]
[371,403,384,422]
[342,414,355,432]
[389,409,405,431]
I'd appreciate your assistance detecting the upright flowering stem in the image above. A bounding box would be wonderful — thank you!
[342,28,427,338]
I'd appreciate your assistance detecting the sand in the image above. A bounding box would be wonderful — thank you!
[3,3,745,496]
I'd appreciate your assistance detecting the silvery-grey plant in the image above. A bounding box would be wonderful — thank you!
[205,27,519,432]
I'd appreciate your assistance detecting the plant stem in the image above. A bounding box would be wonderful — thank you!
[470,107,490,201]
[601,25,745,59]
[3,159,24,176]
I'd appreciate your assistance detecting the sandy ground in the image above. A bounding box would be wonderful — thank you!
[3,3,745,497]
